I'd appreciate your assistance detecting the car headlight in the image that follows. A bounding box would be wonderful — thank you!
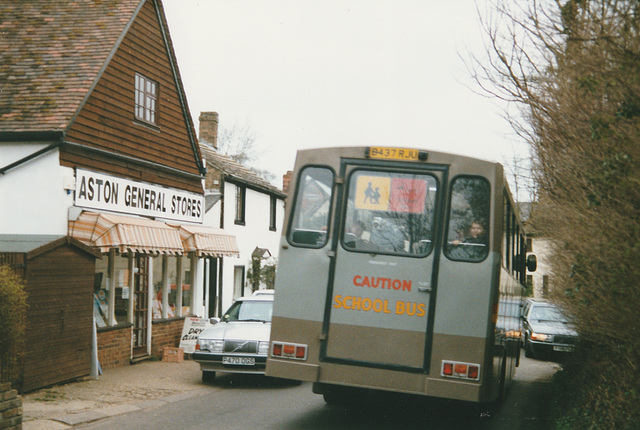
[258,341,270,355]
[531,332,553,342]
[198,339,224,353]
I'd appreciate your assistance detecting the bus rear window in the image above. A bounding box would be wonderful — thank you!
[288,166,334,247]
[444,176,491,261]
[342,169,438,256]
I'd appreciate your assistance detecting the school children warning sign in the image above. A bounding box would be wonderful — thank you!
[355,175,426,214]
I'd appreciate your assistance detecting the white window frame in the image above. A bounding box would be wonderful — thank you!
[135,73,158,125]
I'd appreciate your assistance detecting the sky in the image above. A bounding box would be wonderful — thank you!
[162,0,529,190]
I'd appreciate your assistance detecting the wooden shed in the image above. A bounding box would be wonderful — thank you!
[0,235,100,393]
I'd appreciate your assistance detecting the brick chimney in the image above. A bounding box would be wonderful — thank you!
[199,111,219,149]
[282,170,294,193]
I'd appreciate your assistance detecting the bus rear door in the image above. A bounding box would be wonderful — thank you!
[322,161,447,373]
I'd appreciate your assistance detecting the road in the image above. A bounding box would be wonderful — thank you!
[80,356,560,430]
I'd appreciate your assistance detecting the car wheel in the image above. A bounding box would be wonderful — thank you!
[524,336,535,358]
[202,371,216,383]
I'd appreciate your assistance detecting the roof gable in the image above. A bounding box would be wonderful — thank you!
[1,0,206,191]
[0,0,143,133]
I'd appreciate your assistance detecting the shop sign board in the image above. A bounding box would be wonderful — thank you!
[179,317,211,353]
[75,168,204,223]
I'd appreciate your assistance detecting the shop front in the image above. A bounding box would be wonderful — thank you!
[68,170,239,368]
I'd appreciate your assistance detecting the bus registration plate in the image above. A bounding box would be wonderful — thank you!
[367,147,421,161]
[222,356,255,366]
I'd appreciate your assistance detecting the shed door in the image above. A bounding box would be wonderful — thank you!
[22,246,94,392]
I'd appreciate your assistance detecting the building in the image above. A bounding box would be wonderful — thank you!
[198,112,287,316]
[520,202,553,297]
[0,0,238,391]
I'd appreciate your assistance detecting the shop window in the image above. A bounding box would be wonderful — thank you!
[135,73,158,125]
[152,255,192,319]
[94,252,131,327]
[182,270,192,316]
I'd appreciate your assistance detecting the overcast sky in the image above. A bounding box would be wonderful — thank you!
[162,0,528,189]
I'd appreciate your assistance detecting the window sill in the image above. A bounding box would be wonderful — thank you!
[133,118,161,132]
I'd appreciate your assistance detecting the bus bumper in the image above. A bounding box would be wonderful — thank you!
[266,358,320,382]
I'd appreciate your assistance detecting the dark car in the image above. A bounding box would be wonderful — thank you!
[522,299,578,358]
[193,292,273,382]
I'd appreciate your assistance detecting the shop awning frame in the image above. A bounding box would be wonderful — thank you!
[69,212,184,255]
[172,224,240,257]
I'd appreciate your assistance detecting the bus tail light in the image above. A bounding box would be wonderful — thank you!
[271,341,308,361]
[441,360,481,381]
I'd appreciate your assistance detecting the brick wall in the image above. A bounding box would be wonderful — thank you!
[97,326,132,370]
[95,318,185,368]
[151,318,185,358]
[0,382,21,429]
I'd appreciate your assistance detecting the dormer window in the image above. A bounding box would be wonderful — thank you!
[135,73,157,125]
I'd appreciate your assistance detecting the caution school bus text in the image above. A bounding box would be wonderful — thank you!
[333,274,426,317]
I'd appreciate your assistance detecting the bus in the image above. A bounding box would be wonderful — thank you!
[266,146,536,406]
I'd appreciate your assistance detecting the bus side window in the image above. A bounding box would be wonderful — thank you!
[444,176,491,262]
[287,166,334,248]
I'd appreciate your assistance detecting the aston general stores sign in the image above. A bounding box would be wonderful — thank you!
[75,168,204,223]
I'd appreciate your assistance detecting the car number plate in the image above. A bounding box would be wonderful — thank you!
[553,345,573,352]
[222,356,255,366]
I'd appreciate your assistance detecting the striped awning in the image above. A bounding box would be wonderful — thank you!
[69,212,184,255]
[173,224,240,257]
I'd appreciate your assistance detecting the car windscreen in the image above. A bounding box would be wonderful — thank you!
[530,305,568,323]
[223,300,273,322]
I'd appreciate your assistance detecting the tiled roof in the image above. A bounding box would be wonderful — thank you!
[0,0,142,133]
[200,143,286,198]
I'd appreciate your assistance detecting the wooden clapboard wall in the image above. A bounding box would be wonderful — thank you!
[62,0,203,194]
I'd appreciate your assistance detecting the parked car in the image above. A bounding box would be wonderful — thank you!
[522,299,578,358]
[193,292,274,382]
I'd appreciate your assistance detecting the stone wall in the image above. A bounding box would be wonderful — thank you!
[0,382,21,429]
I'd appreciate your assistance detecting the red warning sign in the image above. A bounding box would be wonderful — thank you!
[389,178,427,213]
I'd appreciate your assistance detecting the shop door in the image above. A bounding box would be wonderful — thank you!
[133,256,149,357]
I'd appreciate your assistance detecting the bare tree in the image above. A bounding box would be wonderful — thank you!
[217,119,276,183]
[470,1,640,426]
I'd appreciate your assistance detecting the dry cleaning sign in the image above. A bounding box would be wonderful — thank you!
[75,168,204,223]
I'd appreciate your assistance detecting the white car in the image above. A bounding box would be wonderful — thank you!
[193,293,273,382]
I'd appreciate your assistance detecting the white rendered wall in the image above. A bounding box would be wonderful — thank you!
[0,143,74,235]
[211,182,285,313]
[530,237,554,297]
